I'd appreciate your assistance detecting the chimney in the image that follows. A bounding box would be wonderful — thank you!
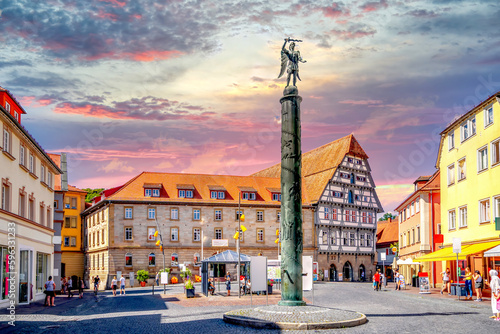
[61,153,68,191]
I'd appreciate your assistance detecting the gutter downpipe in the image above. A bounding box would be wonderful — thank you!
[430,190,436,288]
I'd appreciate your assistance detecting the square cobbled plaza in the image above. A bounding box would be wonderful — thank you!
[1,281,498,333]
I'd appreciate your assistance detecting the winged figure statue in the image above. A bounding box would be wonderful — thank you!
[278,38,307,87]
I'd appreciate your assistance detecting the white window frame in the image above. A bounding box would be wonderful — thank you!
[458,157,466,181]
[148,207,156,219]
[479,199,490,224]
[210,191,217,199]
[459,206,467,228]
[491,138,500,166]
[171,227,178,241]
[485,106,494,127]
[145,189,152,197]
[125,207,133,219]
[125,227,133,241]
[257,211,264,222]
[448,132,455,150]
[215,228,222,240]
[152,189,160,197]
[461,116,476,142]
[214,209,222,221]
[19,144,25,166]
[447,163,455,186]
[478,145,488,172]
[324,207,330,220]
[171,208,179,220]
[495,196,500,220]
[218,191,225,199]
[257,228,264,242]
[448,209,456,230]
[148,227,156,241]
[178,190,185,198]
[249,192,256,200]
[415,197,420,213]
[185,190,193,198]
[193,228,201,242]
[193,209,200,220]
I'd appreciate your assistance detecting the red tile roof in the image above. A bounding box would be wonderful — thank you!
[377,218,399,245]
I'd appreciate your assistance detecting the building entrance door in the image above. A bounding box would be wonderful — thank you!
[329,264,337,282]
[343,262,352,281]
[19,250,32,304]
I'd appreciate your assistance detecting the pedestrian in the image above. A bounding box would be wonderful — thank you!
[208,278,215,295]
[45,275,56,306]
[78,277,84,299]
[225,271,231,296]
[485,269,500,319]
[67,277,74,298]
[61,276,67,295]
[112,276,118,296]
[93,275,100,294]
[464,267,473,300]
[120,274,126,295]
[155,272,159,286]
[394,270,400,290]
[473,270,483,301]
[493,286,500,321]
[373,269,381,291]
[440,268,451,295]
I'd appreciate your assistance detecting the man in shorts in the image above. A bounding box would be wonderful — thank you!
[120,274,126,295]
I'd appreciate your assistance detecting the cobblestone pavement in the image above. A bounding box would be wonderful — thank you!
[1,282,498,333]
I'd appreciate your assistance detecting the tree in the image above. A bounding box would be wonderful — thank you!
[378,212,397,221]
[83,188,104,203]
[389,242,399,256]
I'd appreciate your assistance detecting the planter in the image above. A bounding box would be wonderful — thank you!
[267,285,273,295]
[186,288,195,298]
[140,281,146,287]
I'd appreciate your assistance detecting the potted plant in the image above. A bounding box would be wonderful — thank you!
[171,276,178,284]
[267,279,273,295]
[185,279,195,298]
[137,270,149,287]
[180,268,192,281]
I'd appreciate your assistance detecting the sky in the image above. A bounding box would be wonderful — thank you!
[1,0,500,214]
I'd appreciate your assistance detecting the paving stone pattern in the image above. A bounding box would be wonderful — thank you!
[1,282,499,334]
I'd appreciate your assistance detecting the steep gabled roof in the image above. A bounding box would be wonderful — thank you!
[394,170,440,211]
[251,134,368,204]
[376,218,399,245]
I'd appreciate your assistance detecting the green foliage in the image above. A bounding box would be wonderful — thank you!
[159,268,171,274]
[389,242,399,256]
[378,212,397,221]
[184,279,194,289]
[83,188,104,203]
[180,269,192,279]
[137,270,149,283]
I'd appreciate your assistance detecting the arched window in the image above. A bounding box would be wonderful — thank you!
[171,253,178,266]
[125,253,132,267]
[348,191,353,203]
[359,264,366,281]
[148,253,156,266]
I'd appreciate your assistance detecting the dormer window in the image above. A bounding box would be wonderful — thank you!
[143,183,163,197]
[239,186,257,200]
[266,188,281,202]
[179,190,193,198]
[208,185,226,200]
[272,193,281,201]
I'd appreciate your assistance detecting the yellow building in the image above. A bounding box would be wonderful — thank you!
[61,185,87,279]
[434,92,500,281]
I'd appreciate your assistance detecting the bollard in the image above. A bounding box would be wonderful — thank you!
[152,284,154,295]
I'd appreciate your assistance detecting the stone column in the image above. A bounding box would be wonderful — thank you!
[279,86,306,306]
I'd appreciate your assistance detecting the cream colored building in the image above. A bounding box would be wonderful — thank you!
[1,86,61,306]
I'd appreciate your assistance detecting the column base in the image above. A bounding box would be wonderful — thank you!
[278,300,307,306]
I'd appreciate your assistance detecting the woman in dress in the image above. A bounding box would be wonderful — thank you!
[485,270,500,319]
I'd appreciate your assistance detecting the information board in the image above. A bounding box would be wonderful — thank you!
[250,256,267,292]
[303,256,313,291]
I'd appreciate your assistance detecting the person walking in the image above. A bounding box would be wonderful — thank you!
[61,276,67,295]
[485,269,500,319]
[473,270,483,301]
[373,269,381,291]
[440,268,451,295]
[120,274,126,295]
[93,275,100,295]
[394,270,400,290]
[155,272,159,286]
[67,277,74,298]
[78,277,84,299]
[111,276,118,296]
[225,271,231,296]
[45,276,56,306]
[464,267,473,300]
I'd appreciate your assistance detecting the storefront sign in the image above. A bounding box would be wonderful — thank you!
[452,238,461,253]
[419,272,430,294]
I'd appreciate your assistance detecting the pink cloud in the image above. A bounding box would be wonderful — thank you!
[321,3,351,18]
[99,0,126,8]
[359,0,388,13]
[339,99,383,105]
[330,26,376,40]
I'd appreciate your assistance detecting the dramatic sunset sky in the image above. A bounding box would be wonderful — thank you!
[1,0,500,214]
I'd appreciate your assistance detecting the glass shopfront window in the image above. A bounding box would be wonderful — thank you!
[36,253,49,294]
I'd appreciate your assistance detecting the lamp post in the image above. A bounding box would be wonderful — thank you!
[237,193,241,298]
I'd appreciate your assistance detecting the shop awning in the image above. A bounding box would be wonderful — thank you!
[460,240,500,256]
[414,246,464,262]
[414,241,500,262]
[484,244,500,257]
[396,258,421,265]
